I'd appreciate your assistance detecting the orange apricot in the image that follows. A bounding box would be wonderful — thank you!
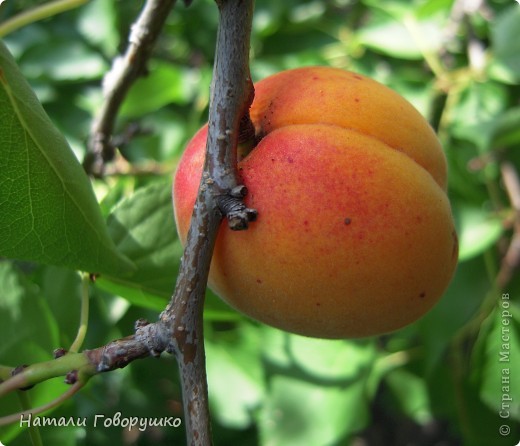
[173,67,458,338]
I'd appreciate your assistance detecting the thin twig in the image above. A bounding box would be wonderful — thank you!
[0,331,163,400]
[0,353,92,398]
[0,381,84,427]
[0,372,27,397]
[0,0,88,37]
[83,0,177,177]
[497,162,520,288]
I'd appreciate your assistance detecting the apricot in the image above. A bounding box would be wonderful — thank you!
[173,66,458,339]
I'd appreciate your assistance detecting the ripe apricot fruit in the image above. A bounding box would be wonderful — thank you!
[173,66,458,339]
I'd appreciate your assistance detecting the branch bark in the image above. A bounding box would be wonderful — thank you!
[159,1,256,444]
[83,0,177,177]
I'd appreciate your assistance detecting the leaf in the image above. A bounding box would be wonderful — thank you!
[0,41,134,275]
[489,5,520,84]
[258,329,375,445]
[472,300,520,422]
[97,180,249,321]
[78,0,119,57]
[19,40,107,82]
[415,257,491,371]
[490,107,520,150]
[287,335,377,381]
[0,263,58,360]
[120,61,198,118]
[205,325,265,428]
[457,206,503,262]
[97,181,182,309]
[259,374,369,446]
[449,81,508,151]
[385,368,433,424]
[357,7,446,60]
[0,262,68,443]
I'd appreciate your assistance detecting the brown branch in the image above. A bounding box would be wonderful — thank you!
[83,0,178,177]
[497,162,520,288]
[158,1,256,444]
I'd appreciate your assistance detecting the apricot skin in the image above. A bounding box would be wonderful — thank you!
[173,67,458,339]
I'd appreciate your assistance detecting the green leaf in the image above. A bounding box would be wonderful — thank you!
[205,325,265,428]
[78,0,119,57]
[19,40,107,82]
[415,257,491,371]
[489,5,520,84]
[97,181,182,309]
[449,81,508,151]
[258,329,375,445]
[457,206,503,262]
[0,263,58,361]
[0,262,69,443]
[0,40,134,275]
[358,8,445,60]
[259,374,369,446]
[385,368,433,424]
[490,107,520,150]
[98,181,247,320]
[286,335,377,381]
[120,61,198,118]
[472,300,520,422]
[360,0,413,18]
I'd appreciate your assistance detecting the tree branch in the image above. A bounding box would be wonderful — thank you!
[158,1,256,444]
[83,0,178,177]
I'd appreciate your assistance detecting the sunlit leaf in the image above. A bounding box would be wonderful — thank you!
[259,374,369,445]
[258,329,375,444]
[120,62,198,118]
[386,368,433,424]
[0,41,134,275]
[358,9,445,59]
[457,206,503,262]
[206,325,265,428]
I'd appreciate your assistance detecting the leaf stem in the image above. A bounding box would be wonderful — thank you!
[69,273,90,353]
[0,0,89,37]
[0,353,92,399]
[0,381,84,427]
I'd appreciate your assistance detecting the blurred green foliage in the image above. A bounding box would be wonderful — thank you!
[1,0,519,445]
